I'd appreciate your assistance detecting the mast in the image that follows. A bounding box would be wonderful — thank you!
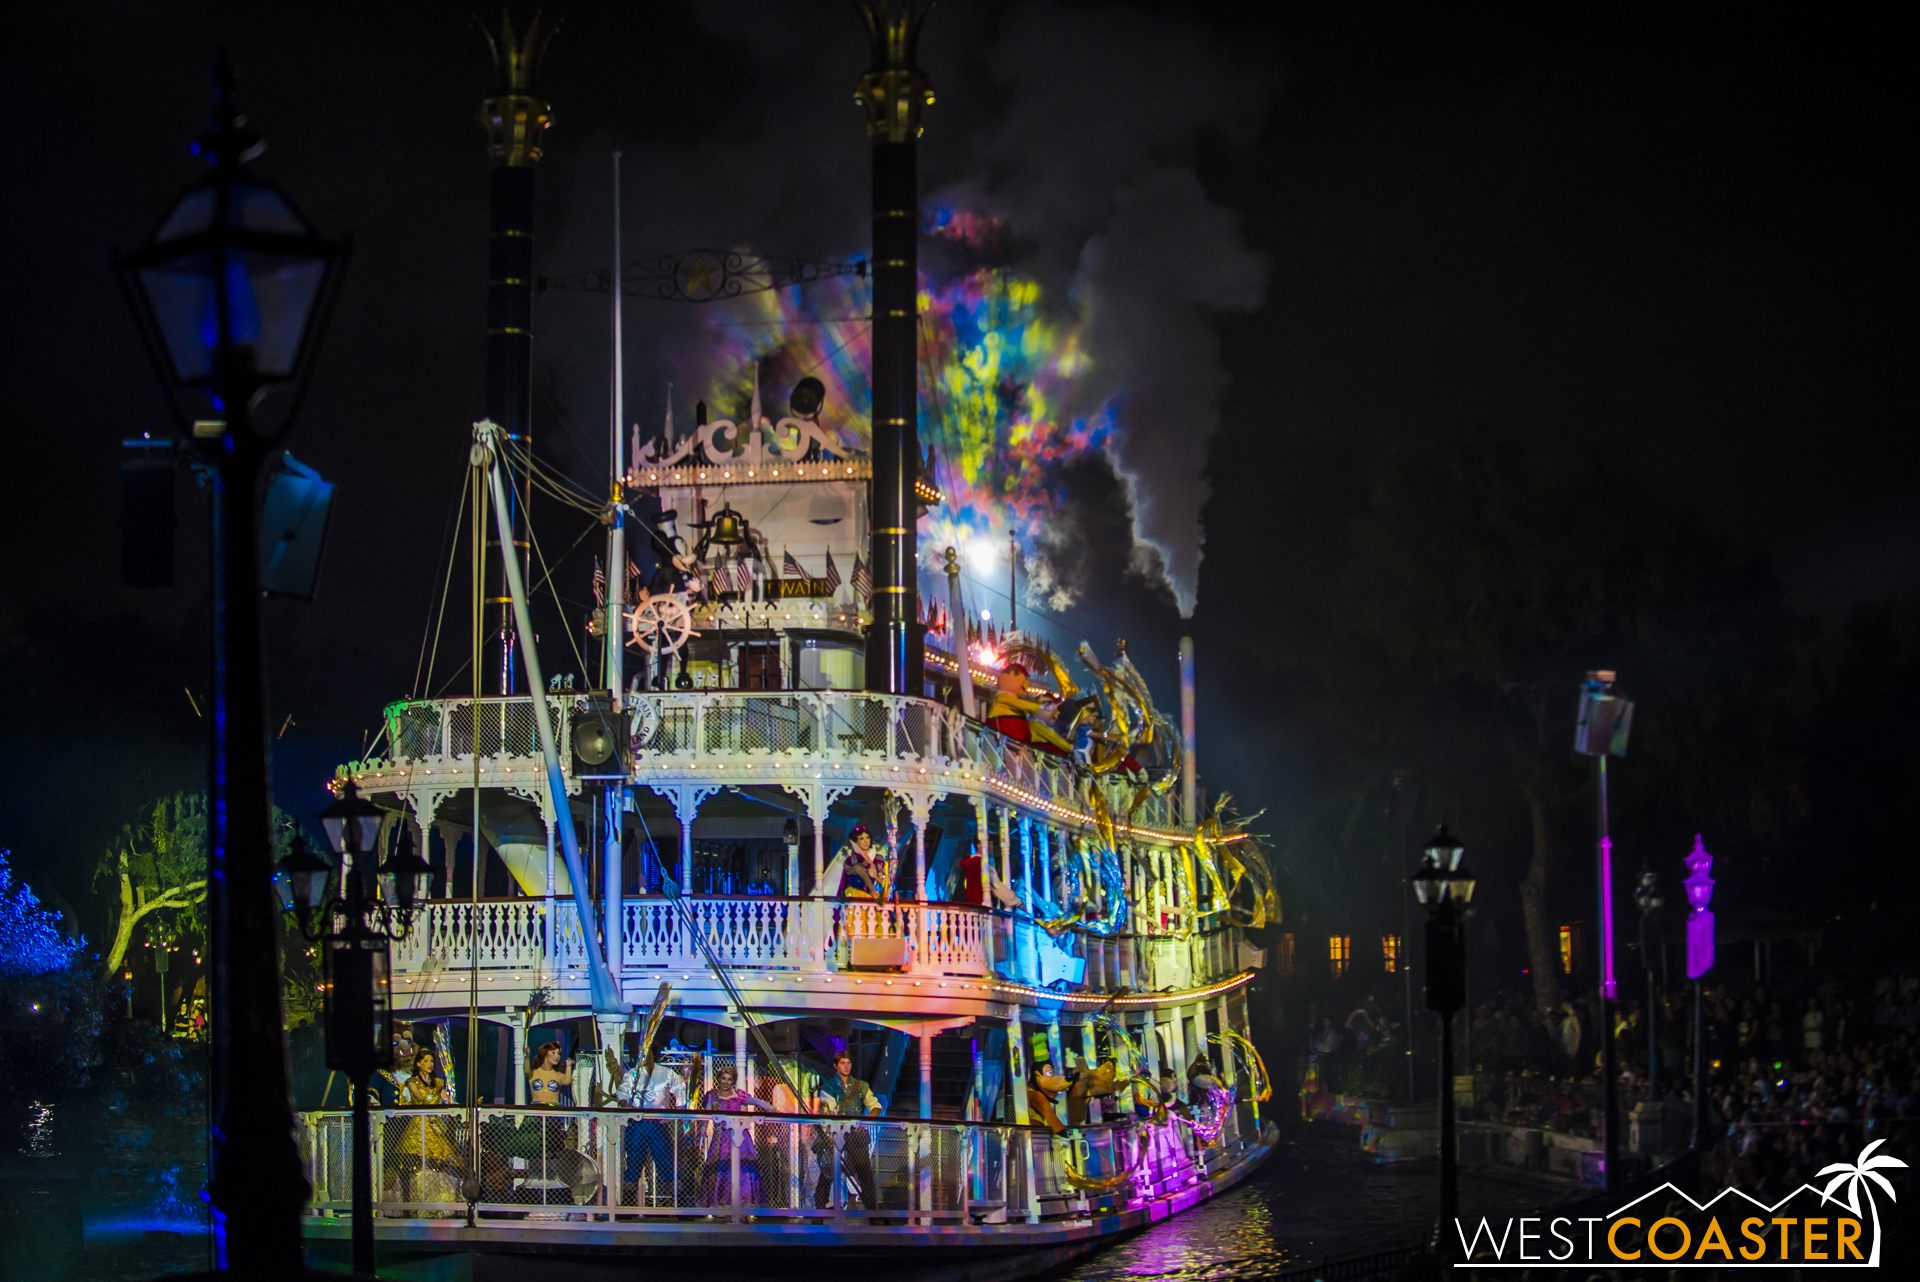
[608,150,626,707]
[856,2,934,696]
[605,150,627,989]
[477,12,554,694]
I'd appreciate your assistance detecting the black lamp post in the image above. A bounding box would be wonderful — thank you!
[280,781,432,1275]
[1411,823,1476,1251]
[114,54,347,1274]
[1635,871,1664,1103]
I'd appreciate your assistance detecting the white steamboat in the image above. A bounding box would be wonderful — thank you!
[295,8,1277,1278]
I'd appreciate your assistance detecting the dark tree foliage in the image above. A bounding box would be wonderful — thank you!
[1251,437,1797,1018]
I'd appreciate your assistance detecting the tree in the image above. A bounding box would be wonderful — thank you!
[0,848,84,979]
[94,793,209,980]
[1254,437,1794,1023]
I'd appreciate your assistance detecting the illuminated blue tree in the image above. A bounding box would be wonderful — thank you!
[0,849,84,979]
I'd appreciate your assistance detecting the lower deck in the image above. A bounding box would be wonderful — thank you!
[303,1108,1277,1280]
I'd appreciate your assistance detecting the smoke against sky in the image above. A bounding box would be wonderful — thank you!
[536,0,1268,617]
[962,4,1269,615]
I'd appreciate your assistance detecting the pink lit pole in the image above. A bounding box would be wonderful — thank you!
[1575,670,1633,1192]
[1683,835,1716,1150]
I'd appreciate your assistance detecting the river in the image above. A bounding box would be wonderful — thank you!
[29,1123,1563,1280]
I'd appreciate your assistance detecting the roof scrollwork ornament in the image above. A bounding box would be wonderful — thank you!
[477,9,557,166]
[854,1,935,143]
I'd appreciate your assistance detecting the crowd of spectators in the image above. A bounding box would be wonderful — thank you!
[1291,964,1915,1197]
[1459,968,1920,1192]
[1707,970,1920,1198]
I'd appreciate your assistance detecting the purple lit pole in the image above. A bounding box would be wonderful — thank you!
[1683,835,1715,1150]
[1575,670,1632,1191]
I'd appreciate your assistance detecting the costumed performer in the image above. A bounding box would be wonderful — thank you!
[985,664,1074,754]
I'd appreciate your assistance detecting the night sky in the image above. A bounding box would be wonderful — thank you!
[1,2,1910,961]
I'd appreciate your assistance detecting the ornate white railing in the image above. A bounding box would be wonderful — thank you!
[383,695,577,766]
[392,897,1239,992]
[371,690,1181,836]
[300,1106,1213,1227]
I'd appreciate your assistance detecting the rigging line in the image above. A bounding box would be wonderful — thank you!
[917,315,966,521]
[510,455,596,687]
[500,430,607,513]
[957,565,1106,651]
[528,510,605,599]
[516,436,604,503]
[624,316,872,330]
[426,654,473,703]
[415,469,472,699]
[507,438,606,513]
[795,318,873,381]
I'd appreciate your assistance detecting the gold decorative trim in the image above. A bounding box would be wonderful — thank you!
[477,12,557,165]
[854,2,935,143]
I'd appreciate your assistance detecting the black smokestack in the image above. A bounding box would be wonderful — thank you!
[477,11,554,693]
[856,2,933,697]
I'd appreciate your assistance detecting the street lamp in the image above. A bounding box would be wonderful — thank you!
[281,781,431,1275]
[113,53,348,1274]
[1682,835,1716,1150]
[1411,822,1475,1251]
[1634,871,1664,1101]
[1574,669,1633,1191]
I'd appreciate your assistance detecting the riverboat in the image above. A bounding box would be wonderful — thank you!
[296,8,1278,1279]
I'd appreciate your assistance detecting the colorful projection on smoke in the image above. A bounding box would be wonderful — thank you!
[690,212,1111,596]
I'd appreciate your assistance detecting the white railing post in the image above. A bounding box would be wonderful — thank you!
[730,1114,743,1219]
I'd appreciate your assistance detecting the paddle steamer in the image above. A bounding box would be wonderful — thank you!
[298,7,1277,1277]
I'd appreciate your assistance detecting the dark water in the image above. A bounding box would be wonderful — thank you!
[32,1127,1561,1281]
[1048,1129,1562,1282]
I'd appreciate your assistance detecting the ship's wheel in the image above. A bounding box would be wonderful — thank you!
[627,589,697,656]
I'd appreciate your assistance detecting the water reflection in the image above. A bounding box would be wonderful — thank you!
[22,1099,57,1157]
[1051,1129,1557,1282]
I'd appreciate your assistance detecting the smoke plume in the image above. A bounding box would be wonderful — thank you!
[538,0,1268,618]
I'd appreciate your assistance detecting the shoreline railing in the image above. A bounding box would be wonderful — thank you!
[301,1107,1223,1228]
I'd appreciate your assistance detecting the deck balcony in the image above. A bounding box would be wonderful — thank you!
[300,1102,1273,1240]
[390,893,1259,1016]
[355,689,1187,842]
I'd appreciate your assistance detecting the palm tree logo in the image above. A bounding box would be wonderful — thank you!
[1817,1138,1909,1267]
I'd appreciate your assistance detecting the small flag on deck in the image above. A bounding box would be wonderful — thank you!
[852,555,871,601]
[734,561,754,596]
[784,548,806,579]
[823,549,842,591]
[592,556,606,606]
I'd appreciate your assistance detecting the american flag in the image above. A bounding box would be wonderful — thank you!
[706,566,727,599]
[733,561,754,595]
[823,549,842,591]
[592,556,606,606]
[783,548,806,579]
[852,555,872,601]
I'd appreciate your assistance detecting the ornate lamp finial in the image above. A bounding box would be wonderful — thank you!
[854,1,935,143]
[477,9,557,166]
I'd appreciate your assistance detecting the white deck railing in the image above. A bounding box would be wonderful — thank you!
[392,895,1245,991]
[374,690,1182,837]
[301,1106,1219,1227]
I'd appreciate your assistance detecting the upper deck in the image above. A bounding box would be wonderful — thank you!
[345,687,1258,1028]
